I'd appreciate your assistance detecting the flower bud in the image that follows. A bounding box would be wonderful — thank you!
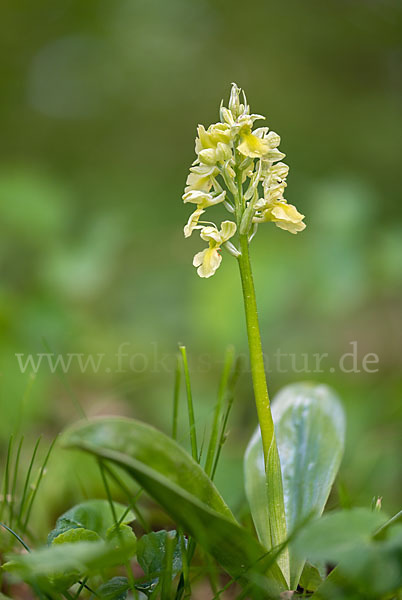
[198,148,217,166]
[220,107,235,126]
[240,204,255,235]
[228,83,242,118]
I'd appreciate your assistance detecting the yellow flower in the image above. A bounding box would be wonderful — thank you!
[183,82,306,271]
[193,221,237,278]
[185,164,219,193]
[182,190,226,207]
[182,190,227,238]
[195,123,232,152]
[237,130,271,158]
[238,125,286,160]
[255,200,306,234]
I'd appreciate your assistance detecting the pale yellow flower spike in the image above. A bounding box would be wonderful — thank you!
[182,83,306,277]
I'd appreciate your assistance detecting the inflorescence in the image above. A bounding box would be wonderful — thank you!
[182,83,306,278]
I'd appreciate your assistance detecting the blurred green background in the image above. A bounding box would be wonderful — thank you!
[1,0,401,537]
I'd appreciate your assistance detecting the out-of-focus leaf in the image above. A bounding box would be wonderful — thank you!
[52,527,101,546]
[97,576,130,600]
[52,527,101,545]
[105,524,137,553]
[3,538,137,592]
[293,508,385,563]
[311,518,402,599]
[51,527,102,589]
[136,530,182,593]
[61,417,288,596]
[47,499,135,543]
[245,383,345,588]
[299,561,325,592]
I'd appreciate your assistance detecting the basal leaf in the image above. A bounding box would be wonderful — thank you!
[52,527,101,545]
[245,383,345,589]
[293,508,386,564]
[4,538,137,592]
[307,511,402,599]
[61,417,288,597]
[136,530,182,592]
[48,499,135,544]
[97,576,130,600]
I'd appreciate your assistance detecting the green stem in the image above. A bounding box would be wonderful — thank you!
[237,235,274,456]
[237,232,290,585]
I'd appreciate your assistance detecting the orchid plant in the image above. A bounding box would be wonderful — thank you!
[2,84,400,600]
[183,83,307,583]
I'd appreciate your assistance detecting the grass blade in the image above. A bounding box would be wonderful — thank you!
[172,354,181,441]
[204,346,234,477]
[22,437,57,534]
[179,346,198,462]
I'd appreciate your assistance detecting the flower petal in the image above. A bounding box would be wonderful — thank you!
[219,220,237,243]
[237,132,270,158]
[193,248,222,278]
[184,208,205,238]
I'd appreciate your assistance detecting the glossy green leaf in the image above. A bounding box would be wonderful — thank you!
[61,417,288,596]
[48,498,135,543]
[136,530,182,593]
[97,576,129,600]
[245,383,345,589]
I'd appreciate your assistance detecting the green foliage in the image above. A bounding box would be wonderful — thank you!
[52,526,101,544]
[61,416,288,595]
[0,436,56,541]
[2,500,136,594]
[245,382,345,588]
[136,530,182,594]
[97,576,130,599]
[47,498,135,543]
[295,508,402,599]
[299,561,326,592]
[3,539,135,591]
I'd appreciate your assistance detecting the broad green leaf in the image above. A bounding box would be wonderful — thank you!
[48,499,135,543]
[105,524,137,553]
[136,530,182,594]
[4,538,137,592]
[137,531,182,577]
[51,527,102,589]
[97,576,129,599]
[307,512,402,599]
[61,417,288,596]
[52,527,101,545]
[245,383,345,589]
[293,508,386,563]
